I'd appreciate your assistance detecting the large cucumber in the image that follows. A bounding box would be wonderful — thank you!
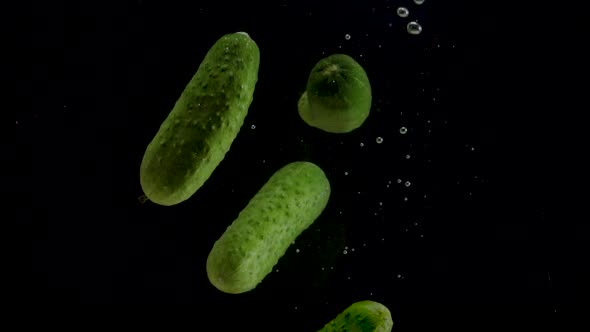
[140,32,260,206]
[206,161,331,294]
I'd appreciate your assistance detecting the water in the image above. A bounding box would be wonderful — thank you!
[15,0,550,330]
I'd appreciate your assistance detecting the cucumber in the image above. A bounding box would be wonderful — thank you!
[140,32,260,206]
[206,161,331,294]
[318,300,394,332]
[298,54,372,133]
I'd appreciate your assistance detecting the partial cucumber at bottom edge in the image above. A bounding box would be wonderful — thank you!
[206,161,331,294]
[318,300,394,332]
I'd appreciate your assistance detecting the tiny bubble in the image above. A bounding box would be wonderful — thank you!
[406,154,411,159]
[344,171,348,176]
[347,276,351,280]
[276,269,279,272]
[351,248,355,252]
[397,274,402,278]
[376,137,384,144]
[397,7,409,18]
[405,181,411,187]
[345,33,351,40]
[407,21,422,35]
[296,248,300,253]
[404,197,408,201]
[345,246,348,250]
[379,201,383,206]
[397,179,402,184]
[400,127,408,134]
[343,250,348,254]
[360,142,364,147]
[251,124,256,129]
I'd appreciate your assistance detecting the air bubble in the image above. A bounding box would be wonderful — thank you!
[376,137,383,144]
[400,126,408,134]
[345,33,351,40]
[407,21,422,35]
[397,7,409,18]
[405,181,411,187]
[414,0,425,4]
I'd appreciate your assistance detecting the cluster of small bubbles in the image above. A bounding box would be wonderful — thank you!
[405,181,411,187]
[376,137,384,144]
[407,21,422,35]
[345,33,351,40]
[397,7,409,17]
[400,126,408,134]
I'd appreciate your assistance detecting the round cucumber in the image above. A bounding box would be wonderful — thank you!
[298,54,372,133]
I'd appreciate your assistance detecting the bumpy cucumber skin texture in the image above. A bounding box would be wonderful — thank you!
[318,300,393,332]
[298,54,371,134]
[140,32,260,206]
[206,161,331,294]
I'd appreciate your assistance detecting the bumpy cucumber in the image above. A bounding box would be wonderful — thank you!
[140,32,260,206]
[298,54,371,133]
[318,300,393,332]
[206,161,331,294]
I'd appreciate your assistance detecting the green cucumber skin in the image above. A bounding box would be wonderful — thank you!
[140,32,260,206]
[318,300,394,332]
[298,54,371,134]
[206,161,331,294]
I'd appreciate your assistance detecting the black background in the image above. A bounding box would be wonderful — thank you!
[10,0,571,330]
